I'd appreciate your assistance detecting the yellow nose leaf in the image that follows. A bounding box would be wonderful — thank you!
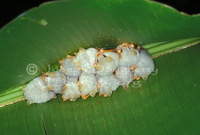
[131,49,137,56]
[46,85,54,91]
[72,59,80,67]
[107,56,113,62]
[90,90,97,97]
[142,73,149,81]
[94,64,101,71]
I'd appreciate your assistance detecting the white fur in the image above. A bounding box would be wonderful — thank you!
[79,72,97,97]
[134,49,154,78]
[117,45,139,66]
[24,77,55,103]
[44,71,67,94]
[62,57,81,77]
[77,48,97,74]
[116,66,133,86]
[98,74,120,95]
[63,81,80,101]
[96,52,119,76]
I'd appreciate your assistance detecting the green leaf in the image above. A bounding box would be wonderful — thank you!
[0,45,199,134]
[0,0,200,134]
[0,0,200,92]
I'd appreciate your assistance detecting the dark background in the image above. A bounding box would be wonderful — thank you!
[0,0,199,28]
